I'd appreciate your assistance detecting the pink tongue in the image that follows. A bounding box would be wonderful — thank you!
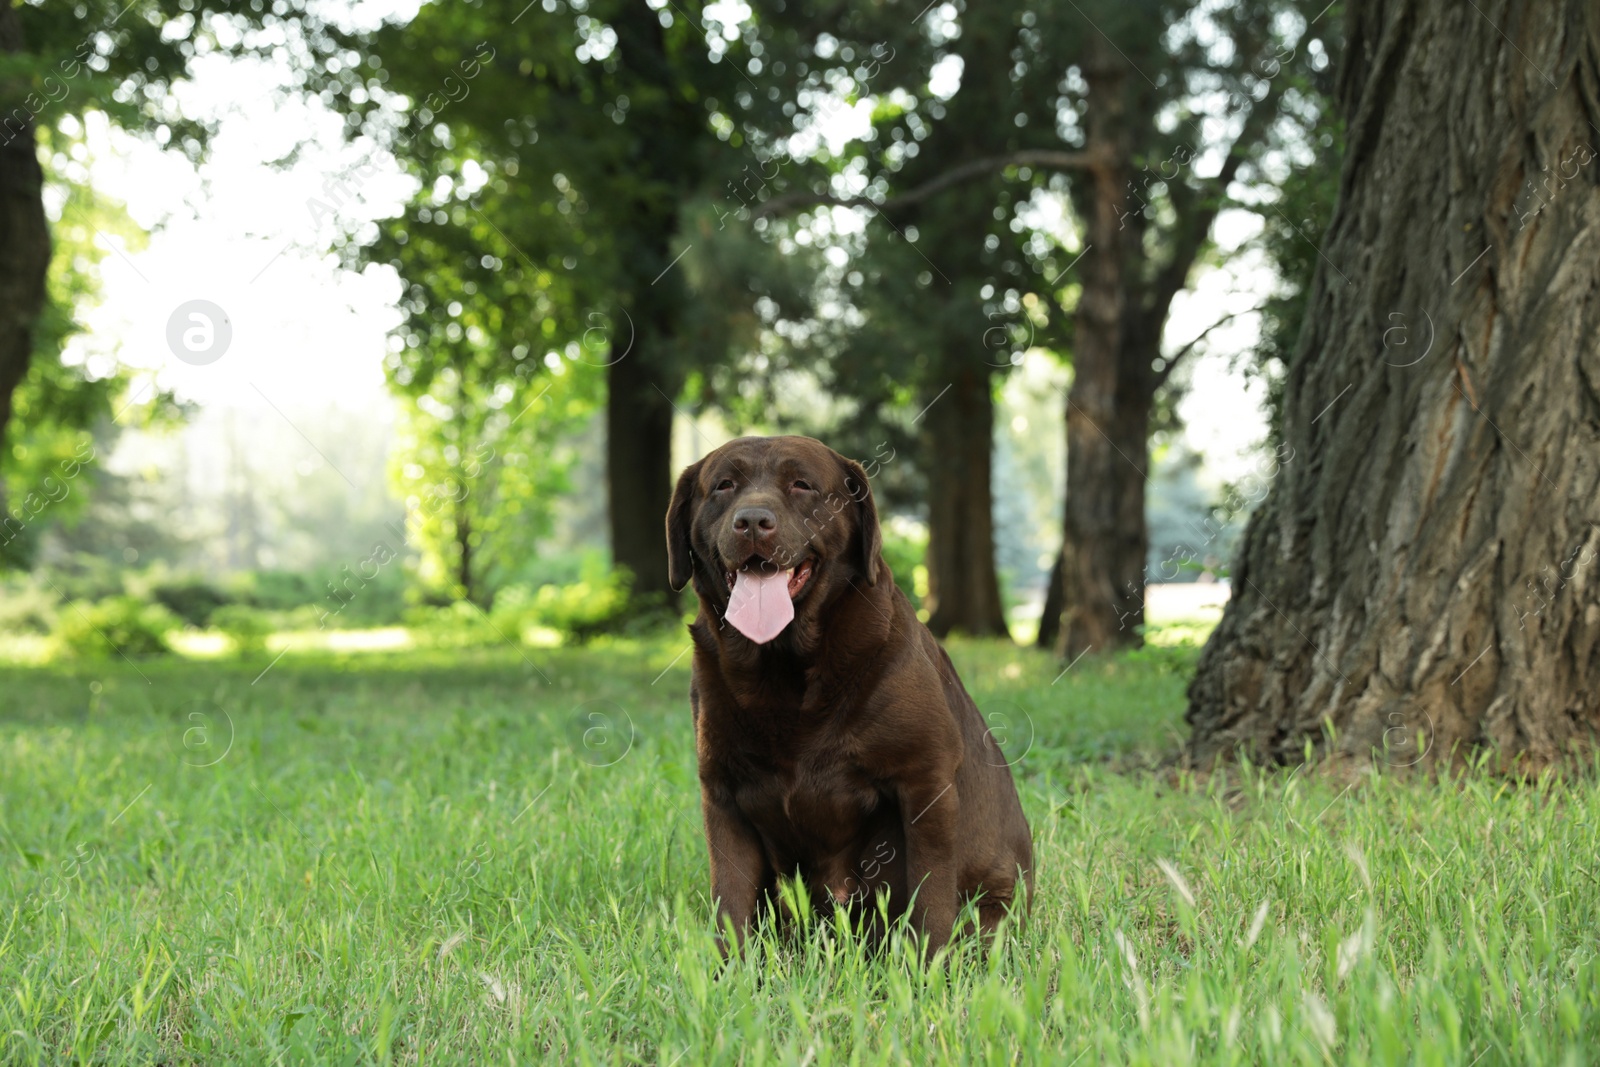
[725,567,795,644]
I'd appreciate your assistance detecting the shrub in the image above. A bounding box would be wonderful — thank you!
[493,558,642,643]
[210,604,273,656]
[52,597,176,658]
[0,577,59,635]
[147,576,232,626]
[879,520,928,611]
[226,569,323,611]
[403,600,501,649]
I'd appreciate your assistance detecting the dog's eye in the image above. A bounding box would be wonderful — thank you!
[792,480,814,492]
[715,479,735,492]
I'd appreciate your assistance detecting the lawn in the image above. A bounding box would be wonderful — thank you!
[2,628,1598,1065]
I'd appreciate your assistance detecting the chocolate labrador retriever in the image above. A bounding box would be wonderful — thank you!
[665,435,1034,958]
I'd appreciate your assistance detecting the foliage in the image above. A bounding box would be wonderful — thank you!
[3,1,337,561]
[0,574,59,635]
[49,595,175,658]
[209,604,271,657]
[1247,113,1346,449]
[390,354,596,605]
[879,519,927,611]
[0,564,418,643]
[496,557,641,643]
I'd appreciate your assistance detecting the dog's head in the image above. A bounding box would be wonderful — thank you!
[665,435,882,642]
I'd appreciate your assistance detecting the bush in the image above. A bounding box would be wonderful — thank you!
[234,566,408,628]
[147,575,232,626]
[496,547,603,591]
[879,519,928,611]
[0,577,59,635]
[493,557,642,643]
[403,600,501,649]
[35,553,127,603]
[210,604,272,656]
[52,596,176,658]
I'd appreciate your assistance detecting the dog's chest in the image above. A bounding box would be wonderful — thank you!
[732,746,882,855]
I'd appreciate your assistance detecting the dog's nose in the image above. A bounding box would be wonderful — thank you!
[731,507,778,538]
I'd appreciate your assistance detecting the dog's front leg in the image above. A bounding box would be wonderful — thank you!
[898,778,960,960]
[700,783,767,958]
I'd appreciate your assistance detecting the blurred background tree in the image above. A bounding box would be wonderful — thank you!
[1,0,340,561]
[314,0,818,610]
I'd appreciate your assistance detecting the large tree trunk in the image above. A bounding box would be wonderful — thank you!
[922,362,1010,639]
[0,1,52,480]
[605,5,700,610]
[1188,0,1600,770]
[606,333,677,606]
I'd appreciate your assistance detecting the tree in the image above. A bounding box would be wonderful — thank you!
[878,12,1036,639]
[0,153,136,567]
[325,1,771,607]
[390,354,594,606]
[1187,0,1600,770]
[749,8,1041,638]
[2,0,325,549]
[1033,1,1337,656]
[752,1,1337,653]
[0,0,51,470]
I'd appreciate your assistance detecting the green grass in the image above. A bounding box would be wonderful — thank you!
[2,630,1599,1065]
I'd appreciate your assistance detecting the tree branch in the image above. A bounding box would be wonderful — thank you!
[1146,72,1293,321]
[750,149,1104,219]
[1153,302,1271,387]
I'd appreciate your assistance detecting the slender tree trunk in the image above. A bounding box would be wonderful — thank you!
[1035,546,1063,649]
[1057,42,1143,655]
[1061,368,1150,656]
[923,362,1010,639]
[1047,306,1161,659]
[606,328,678,606]
[1188,0,1600,770]
[0,2,52,485]
[606,5,700,610]
[454,507,476,605]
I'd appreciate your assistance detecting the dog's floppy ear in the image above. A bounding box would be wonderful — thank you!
[838,455,883,587]
[665,458,704,592]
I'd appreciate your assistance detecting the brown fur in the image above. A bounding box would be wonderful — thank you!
[664,435,1034,959]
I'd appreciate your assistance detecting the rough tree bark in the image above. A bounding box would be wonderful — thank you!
[0,1,52,477]
[1187,0,1600,769]
[1048,33,1289,657]
[1058,41,1147,656]
[923,361,1010,638]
